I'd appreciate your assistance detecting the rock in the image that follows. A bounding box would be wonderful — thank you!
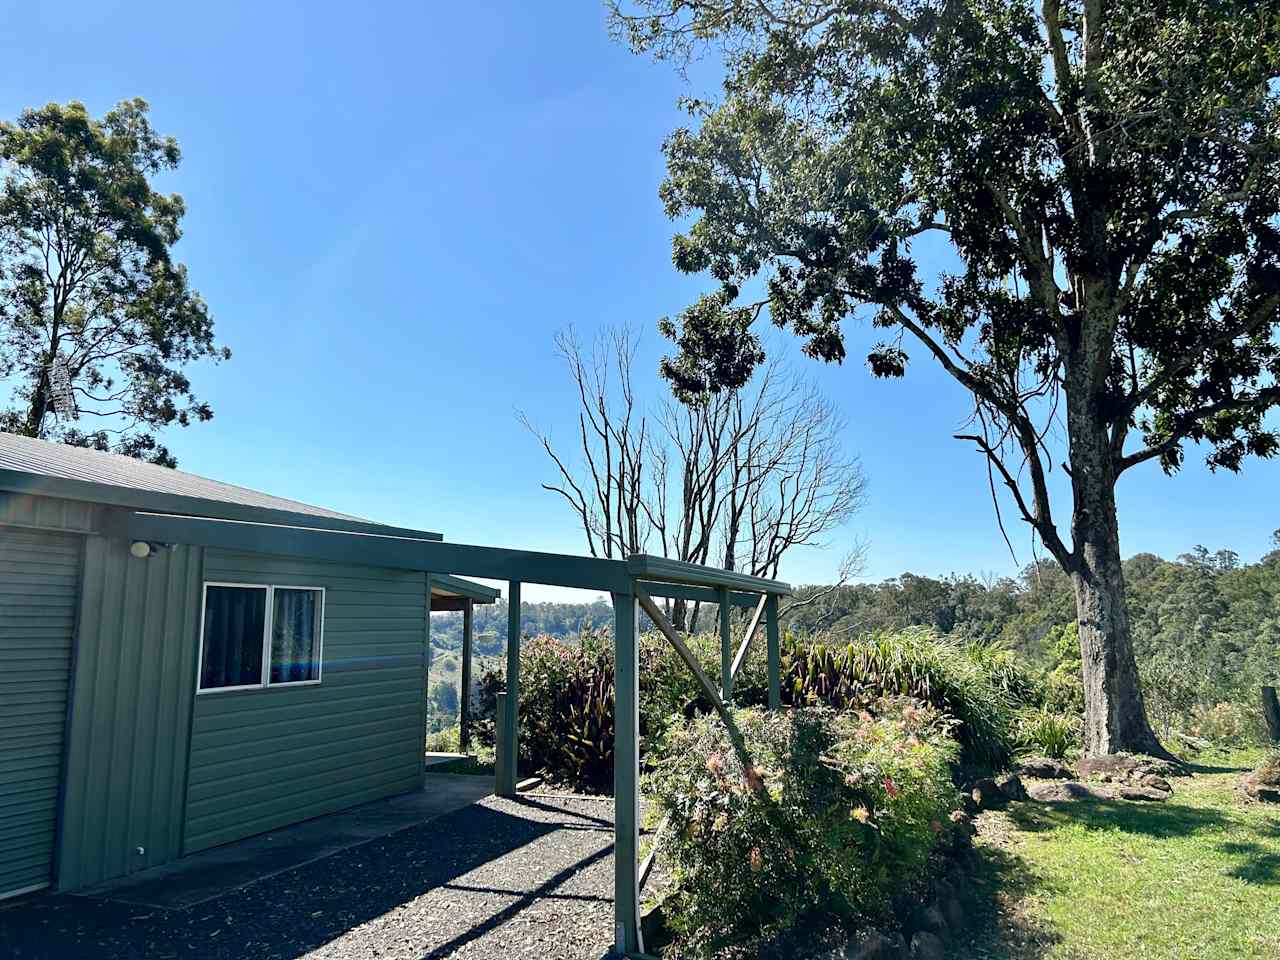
[1139,774,1173,793]
[1117,785,1170,802]
[1242,772,1280,803]
[970,777,1004,809]
[1027,780,1110,802]
[948,809,976,844]
[1078,753,1182,784]
[848,931,908,960]
[640,901,672,952]
[1017,756,1076,780]
[906,903,948,939]
[909,931,947,960]
[997,774,1029,801]
[940,896,966,934]
[891,893,918,924]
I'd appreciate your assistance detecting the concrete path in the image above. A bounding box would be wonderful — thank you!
[78,774,495,910]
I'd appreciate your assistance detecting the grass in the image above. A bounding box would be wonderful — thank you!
[959,749,1280,960]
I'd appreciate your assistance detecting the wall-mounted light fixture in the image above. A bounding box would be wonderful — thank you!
[129,540,154,559]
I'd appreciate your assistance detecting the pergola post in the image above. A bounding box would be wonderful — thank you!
[765,593,781,710]
[459,598,474,753]
[422,573,433,787]
[496,580,521,797]
[718,585,733,705]
[612,587,642,957]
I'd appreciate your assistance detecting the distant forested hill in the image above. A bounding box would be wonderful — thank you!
[431,597,615,657]
[431,536,1280,686]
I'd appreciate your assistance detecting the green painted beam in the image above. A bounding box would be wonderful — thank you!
[612,588,642,956]
[0,468,443,541]
[636,580,761,608]
[626,554,791,596]
[118,511,634,593]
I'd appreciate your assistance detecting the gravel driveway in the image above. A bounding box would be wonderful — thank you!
[0,795,619,960]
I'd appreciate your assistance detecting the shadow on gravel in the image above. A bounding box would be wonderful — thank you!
[0,798,610,960]
[1004,798,1229,840]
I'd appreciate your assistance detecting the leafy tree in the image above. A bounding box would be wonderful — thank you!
[609,0,1280,757]
[0,99,228,466]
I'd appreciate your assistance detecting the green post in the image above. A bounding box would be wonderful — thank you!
[494,692,510,796]
[719,585,733,705]
[459,598,474,753]
[612,587,641,956]
[421,573,433,787]
[497,581,521,797]
[765,593,781,710]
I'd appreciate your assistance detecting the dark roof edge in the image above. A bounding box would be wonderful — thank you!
[0,468,444,542]
[431,573,501,603]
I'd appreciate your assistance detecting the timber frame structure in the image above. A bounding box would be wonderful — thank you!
[111,508,791,957]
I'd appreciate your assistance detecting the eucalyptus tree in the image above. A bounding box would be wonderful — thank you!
[0,99,228,466]
[610,0,1280,756]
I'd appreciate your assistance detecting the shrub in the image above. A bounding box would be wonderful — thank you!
[1015,708,1081,759]
[648,702,959,958]
[962,641,1046,708]
[514,632,616,790]
[480,626,1018,792]
[1041,623,1085,715]
[1184,701,1269,747]
[1254,750,1280,785]
[784,629,1016,769]
[425,725,460,753]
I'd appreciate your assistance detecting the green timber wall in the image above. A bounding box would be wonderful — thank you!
[0,526,83,898]
[55,535,204,889]
[182,549,428,855]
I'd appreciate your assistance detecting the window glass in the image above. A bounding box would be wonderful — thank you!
[271,588,321,684]
[200,586,267,690]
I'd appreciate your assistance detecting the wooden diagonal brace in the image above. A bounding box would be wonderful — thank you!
[729,594,768,681]
[636,585,726,714]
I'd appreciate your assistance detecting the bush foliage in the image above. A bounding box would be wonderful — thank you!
[784,629,1017,769]
[478,626,1024,789]
[648,703,959,958]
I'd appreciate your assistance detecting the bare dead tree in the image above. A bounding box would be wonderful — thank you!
[519,326,652,559]
[525,324,867,631]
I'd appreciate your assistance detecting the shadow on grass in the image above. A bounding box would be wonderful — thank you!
[1003,797,1230,839]
[1184,761,1253,775]
[1219,841,1280,886]
[954,845,1063,960]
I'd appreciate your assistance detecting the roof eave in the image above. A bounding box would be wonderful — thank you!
[0,468,443,542]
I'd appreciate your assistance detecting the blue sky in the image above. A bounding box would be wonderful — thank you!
[4,1,1277,601]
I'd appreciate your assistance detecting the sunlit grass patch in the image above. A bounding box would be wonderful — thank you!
[960,756,1280,960]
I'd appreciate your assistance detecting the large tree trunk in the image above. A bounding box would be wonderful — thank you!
[1067,392,1173,759]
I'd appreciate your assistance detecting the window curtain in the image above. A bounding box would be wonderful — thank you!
[272,589,319,683]
[201,586,266,689]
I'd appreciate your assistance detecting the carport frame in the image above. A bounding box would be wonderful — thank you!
[111,509,791,957]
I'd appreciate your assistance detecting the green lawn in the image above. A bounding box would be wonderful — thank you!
[960,753,1280,960]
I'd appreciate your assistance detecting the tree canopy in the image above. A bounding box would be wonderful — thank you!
[0,99,227,466]
[609,0,1280,756]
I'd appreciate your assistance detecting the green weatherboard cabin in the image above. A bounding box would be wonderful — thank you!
[0,431,789,954]
[0,432,499,900]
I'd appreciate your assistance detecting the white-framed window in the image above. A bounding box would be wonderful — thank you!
[198,582,325,693]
